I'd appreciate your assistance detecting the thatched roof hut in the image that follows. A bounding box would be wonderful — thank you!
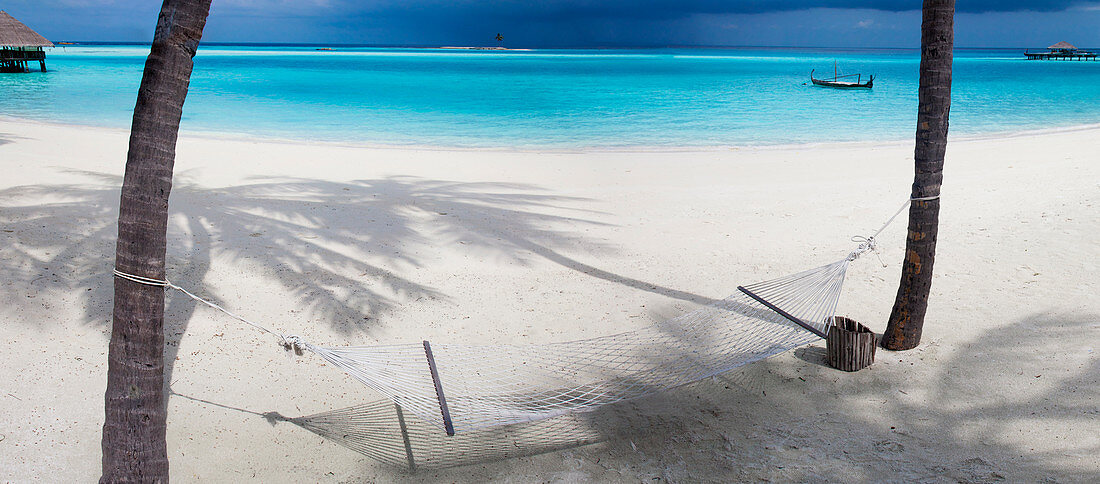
[1,11,52,73]
[0,11,53,48]
[1047,41,1077,52]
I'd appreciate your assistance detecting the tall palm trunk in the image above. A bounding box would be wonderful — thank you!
[101,1,212,481]
[881,0,954,351]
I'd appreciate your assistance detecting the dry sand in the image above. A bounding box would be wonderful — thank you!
[0,117,1096,482]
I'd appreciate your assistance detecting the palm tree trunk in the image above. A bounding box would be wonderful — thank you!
[881,0,954,351]
[101,1,212,481]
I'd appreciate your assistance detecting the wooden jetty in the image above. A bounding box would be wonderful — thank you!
[0,11,53,73]
[1025,41,1097,61]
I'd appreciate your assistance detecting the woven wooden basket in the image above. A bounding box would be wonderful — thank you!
[826,316,876,372]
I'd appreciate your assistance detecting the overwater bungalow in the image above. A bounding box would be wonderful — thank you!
[1025,41,1097,61]
[0,11,53,73]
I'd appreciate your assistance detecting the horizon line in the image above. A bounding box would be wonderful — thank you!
[47,41,1064,51]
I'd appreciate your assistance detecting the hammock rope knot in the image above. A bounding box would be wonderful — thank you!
[282,334,307,355]
[847,235,876,261]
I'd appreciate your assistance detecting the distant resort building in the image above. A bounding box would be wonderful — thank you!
[0,11,53,73]
[1025,41,1096,61]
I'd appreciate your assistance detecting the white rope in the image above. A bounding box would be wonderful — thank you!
[112,269,299,348]
[112,269,167,287]
[847,195,941,263]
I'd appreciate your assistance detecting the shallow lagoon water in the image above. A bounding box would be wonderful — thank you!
[2,45,1098,148]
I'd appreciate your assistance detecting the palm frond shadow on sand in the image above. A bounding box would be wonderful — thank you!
[0,169,616,382]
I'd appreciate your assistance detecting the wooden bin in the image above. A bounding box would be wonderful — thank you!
[826,316,876,372]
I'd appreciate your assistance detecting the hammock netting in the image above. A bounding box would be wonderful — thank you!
[282,399,605,471]
[289,255,858,435]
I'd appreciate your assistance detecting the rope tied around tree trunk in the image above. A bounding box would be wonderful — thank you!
[112,269,304,351]
[845,196,937,265]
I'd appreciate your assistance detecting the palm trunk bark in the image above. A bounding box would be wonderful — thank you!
[881,0,954,351]
[101,1,212,481]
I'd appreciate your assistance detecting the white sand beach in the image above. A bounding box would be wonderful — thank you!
[1,117,1096,482]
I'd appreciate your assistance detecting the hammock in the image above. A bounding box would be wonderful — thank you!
[286,250,861,436]
[116,201,912,436]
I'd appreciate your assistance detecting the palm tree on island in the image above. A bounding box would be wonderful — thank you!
[496,32,504,48]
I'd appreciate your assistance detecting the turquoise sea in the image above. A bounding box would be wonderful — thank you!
[2,44,1099,148]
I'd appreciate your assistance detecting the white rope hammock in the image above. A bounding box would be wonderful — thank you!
[115,198,926,436]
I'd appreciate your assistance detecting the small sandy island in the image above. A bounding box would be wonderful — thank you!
[438,46,533,51]
[0,117,1096,481]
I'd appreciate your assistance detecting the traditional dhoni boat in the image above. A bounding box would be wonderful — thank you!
[810,62,874,89]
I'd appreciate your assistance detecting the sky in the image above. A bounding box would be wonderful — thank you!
[4,1,1100,48]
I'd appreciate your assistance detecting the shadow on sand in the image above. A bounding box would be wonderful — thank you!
[169,312,1096,481]
[0,170,619,379]
[11,169,1088,480]
[0,168,720,403]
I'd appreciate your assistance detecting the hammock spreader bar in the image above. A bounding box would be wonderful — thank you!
[423,341,456,436]
[737,285,828,339]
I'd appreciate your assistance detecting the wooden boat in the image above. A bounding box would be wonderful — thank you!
[810,63,873,89]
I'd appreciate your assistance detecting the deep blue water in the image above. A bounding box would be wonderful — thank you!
[2,44,1099,148]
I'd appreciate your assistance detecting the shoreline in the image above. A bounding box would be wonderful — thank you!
[4,114,1100,154]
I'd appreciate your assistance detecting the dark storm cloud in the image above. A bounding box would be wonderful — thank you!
[4,0,1099,45]
[347,0,1090,19]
